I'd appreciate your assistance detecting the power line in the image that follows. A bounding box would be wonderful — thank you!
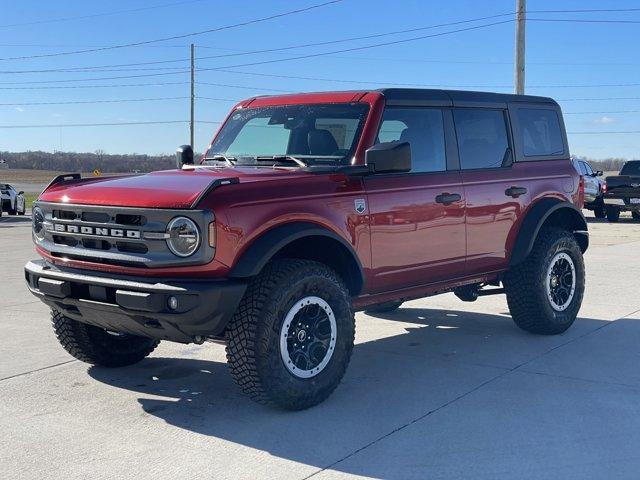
[200,69,640,90]
[528,18,640,25]
[564,110,640,115]
[0,121,187,129]
[528,8,640,13]
[0,81,189,90]
[0,70,190,85]
[0,1,343,61]
[197,81,291,92]
[0,12,515,74]
[559,97,640,101]
[0,0,208,29]
[0,97,199,106]
[568,131,640,134]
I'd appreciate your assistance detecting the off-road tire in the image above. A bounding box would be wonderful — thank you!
[8,204,16,215]
[52,310,159,367]
[632,211,640,221]
[593,204,606,219]
[606,206,620,223]
[225,259,355,410]
[365,300,403,314]
[504,228,585,335]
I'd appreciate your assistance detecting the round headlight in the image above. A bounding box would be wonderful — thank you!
[32,206,46,241]
[166,217,200,257]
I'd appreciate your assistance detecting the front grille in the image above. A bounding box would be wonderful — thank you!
[35,202,214,268]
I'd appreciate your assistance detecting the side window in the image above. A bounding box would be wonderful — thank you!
[516,108,564,157]
[582,162,593,175]
[377,107,446,173]
[453,109,510,170]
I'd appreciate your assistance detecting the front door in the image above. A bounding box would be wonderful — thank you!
[365,106,466,293]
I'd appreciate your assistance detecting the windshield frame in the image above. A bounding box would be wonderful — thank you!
[205,102,370,168]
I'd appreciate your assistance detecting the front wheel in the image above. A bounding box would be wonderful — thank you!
[593,204,606,219]
[225,259,355,410]
[504,228,585,335]
[52,310,159,367]
[606,206,620,222]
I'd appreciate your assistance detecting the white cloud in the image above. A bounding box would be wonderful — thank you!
[14,107,24,112]
[594,116,615,124]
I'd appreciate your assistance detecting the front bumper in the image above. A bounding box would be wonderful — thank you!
[603,197,640,210]
[25,260,247,343]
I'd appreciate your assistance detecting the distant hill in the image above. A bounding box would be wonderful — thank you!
[0,150,178,173]
[0,151,634,175]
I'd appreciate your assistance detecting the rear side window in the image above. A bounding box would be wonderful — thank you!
[377,107,447,173]
[517,108,564,157]
[620,162,640,176]
[453,109,510,170]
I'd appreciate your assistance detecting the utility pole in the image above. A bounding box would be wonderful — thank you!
[514,0,526,94]
[190,43,195,148]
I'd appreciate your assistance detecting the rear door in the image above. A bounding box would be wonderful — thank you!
[365,106,465,293]
[453,107,530,275]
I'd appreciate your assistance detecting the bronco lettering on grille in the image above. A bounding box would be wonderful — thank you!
[52,223,141,239]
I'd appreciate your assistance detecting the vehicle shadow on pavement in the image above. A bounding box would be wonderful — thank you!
[86,307,622,477]
[585,216,638,224]
[0,215,31,225]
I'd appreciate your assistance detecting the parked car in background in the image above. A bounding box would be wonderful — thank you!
[572,158,605,218]
[0,183,26,216]
[603,160,640,222]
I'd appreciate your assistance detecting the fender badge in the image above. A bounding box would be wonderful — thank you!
[354,198,366,214]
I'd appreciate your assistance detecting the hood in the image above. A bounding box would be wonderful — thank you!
[38,167,313,209]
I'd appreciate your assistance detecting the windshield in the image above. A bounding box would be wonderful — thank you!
[206,103,369,166]
[620,161,640,176]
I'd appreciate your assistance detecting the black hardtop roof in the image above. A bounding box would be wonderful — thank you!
[377,88,557,106]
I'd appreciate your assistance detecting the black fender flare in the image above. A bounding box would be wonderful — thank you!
[509,199,588,267]
[229,222,365,293]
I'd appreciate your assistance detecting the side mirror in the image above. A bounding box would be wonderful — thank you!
[176,144,194,168]
[365,141,411,174]
[18,191,24,195]
[595,170,603,177]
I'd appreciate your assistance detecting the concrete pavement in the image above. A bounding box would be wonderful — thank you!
[1,212,639,479]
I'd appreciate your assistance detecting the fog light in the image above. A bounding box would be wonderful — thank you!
[167,296,179,311]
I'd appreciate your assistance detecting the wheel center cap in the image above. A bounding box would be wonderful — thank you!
[297,330,307,342]
[550,276,559,288]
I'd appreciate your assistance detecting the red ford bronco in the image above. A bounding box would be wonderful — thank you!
[25,89,588,409]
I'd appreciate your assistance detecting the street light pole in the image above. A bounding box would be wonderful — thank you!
[190,43,195,149]
[514,0,526,94]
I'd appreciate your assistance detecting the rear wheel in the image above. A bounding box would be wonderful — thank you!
[504,228,585,335]
[632,211,640,221]
[225,259,355,410]
[606,206,620,223]
[52,310,159,367]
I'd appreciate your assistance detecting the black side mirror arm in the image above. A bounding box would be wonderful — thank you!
[176,145,194,168]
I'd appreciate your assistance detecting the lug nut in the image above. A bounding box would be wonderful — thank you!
[167,296,179,311]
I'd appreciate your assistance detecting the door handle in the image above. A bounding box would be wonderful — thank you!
[435,193,462,205]
[505,186,527,198]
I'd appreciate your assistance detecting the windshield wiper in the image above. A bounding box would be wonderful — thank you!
[254,155,308,167]
[203,154,236,166]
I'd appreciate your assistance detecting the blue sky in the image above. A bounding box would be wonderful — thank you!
[0,0,638,158]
